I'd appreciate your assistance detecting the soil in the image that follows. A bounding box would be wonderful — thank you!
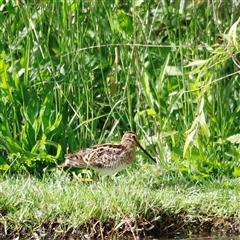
[0,210,239,239]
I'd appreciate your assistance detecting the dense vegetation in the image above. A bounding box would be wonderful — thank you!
[0,0,239,178]
[0,0,240,238]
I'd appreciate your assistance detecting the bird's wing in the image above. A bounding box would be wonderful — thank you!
[63,143,125,168]
[89,143,125,168]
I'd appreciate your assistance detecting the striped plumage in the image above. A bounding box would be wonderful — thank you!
[60,131,155,175]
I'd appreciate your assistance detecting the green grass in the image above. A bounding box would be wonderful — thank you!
[0,0,239,177]
[1,168,240,238]
[0,0,240,238]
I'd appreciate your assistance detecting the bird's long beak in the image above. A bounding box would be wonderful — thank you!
[135,141,156,163]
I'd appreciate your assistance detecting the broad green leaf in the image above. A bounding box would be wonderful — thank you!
[199,121,210,138]
[157,54,170,90]
[227,134,240,144]
[141,71,153,108]
[163,91,183,129]
[185,60,207,67]
[184,129,196,157]
[44,112,62,136]
[136,109,157,116]
[165,66,182,76]
[44,140,62,159]
[233,166,240,177]
[0,156,9,170]
[185,117,198,134]
[228,17,240,50]
[117,10,133,36]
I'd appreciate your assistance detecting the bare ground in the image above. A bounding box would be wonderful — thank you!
[1,210,239,239]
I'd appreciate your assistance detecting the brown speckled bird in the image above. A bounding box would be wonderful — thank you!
[59,131,155,175]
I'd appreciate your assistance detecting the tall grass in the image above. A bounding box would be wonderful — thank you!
[0,0,239,178]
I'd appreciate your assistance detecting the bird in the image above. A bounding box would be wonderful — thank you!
[59,131,155,176]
